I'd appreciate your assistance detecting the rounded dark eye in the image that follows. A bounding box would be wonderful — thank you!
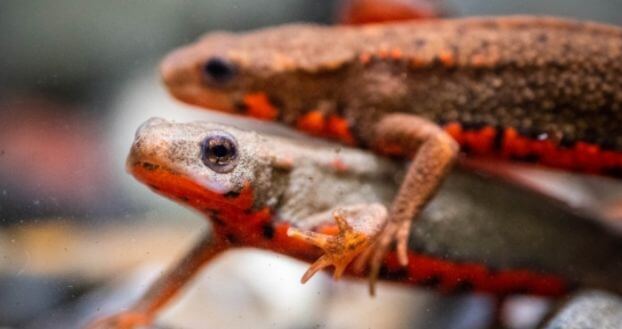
[200,132,239,173]
[202,57,236,84]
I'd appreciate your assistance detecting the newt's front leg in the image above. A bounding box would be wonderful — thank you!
[86,232,227,329]
[368,113,458,294]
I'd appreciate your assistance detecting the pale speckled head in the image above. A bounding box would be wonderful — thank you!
[128,117,401,224]
[160,24,358,124]
[127,117,279,214]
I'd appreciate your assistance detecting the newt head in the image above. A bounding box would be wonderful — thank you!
[127,118,283,217]
[160,24,357,125]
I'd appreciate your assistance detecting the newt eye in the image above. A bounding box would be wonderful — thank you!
[202,57,236,84]
[200,132,239,173]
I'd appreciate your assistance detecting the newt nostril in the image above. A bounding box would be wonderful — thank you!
[140,162,160,171]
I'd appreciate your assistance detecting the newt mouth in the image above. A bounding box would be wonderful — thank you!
[168,85,238,113]
[128,160,254,213]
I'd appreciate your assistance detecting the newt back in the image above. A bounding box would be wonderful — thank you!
[162,16,622,175]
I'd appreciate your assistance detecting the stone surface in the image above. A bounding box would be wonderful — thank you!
[541,290,622,329]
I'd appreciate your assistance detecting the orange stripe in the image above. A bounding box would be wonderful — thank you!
[243,92,279,121]
[269,221,568,296]
[441,123,622,175]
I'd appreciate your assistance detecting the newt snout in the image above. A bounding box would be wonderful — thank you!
[161,41,239,112]
[127,117,170,170]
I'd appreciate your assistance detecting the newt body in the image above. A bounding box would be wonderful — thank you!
[161,16,622,286]
[90,119,622,328]
[162,16,622,174]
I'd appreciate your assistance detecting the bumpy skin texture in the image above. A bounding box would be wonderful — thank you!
[162,16,622,174]
[95,118,622,328]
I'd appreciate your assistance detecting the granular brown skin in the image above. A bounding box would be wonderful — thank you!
[162,16,622,150]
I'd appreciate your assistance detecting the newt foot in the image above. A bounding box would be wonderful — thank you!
[366,219,412,295]
[86,312,152,329]
[287,204,387,283]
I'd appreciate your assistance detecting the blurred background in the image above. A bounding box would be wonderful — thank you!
[1,1,621,328]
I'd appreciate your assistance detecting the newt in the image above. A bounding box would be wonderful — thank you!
[89,118,622,328]
[160,16,622,289]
